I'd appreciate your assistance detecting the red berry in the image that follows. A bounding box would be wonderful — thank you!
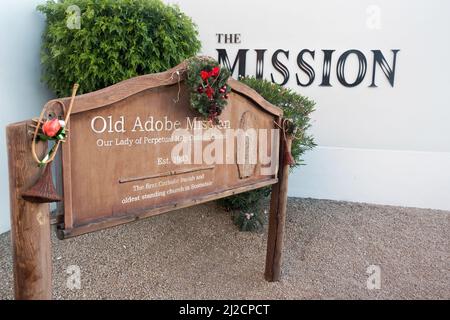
[205,86,214,99]
[200,70,210,81]
[219,88,225,93]
[211,67,220,77]
[197,86,204,93]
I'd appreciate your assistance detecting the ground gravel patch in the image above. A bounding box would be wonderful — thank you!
[0,198,448,299]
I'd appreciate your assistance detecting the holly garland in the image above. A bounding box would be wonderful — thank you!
[186,57,231,123]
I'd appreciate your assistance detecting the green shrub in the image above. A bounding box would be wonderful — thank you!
[219,187,271,212]
[217,77,316,213]
[239,77,316,165]
[38,0,201,97]
[233,209,266,232]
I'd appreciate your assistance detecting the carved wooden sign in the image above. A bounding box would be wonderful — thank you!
[50,62,283,238]
[6,59,293,299]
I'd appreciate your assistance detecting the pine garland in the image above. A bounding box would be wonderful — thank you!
[186,57,231,123]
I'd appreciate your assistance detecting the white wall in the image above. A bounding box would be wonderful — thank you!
[1,1,449,234]
[0,0,52,233]
[168,0,450,210]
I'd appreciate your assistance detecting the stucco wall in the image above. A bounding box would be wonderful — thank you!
[0,0,52,233]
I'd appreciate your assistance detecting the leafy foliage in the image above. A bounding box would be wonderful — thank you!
[218,187,271,212]
[233,209,266,232]
[186,57,231,122]
[218,77,316,216]
[37,0,201,97]
[239,77,316,166]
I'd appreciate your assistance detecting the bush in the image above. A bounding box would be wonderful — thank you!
[219,186,271,212]
[233,209,266,232]
[217,77,316,212]
[38,0,201,97]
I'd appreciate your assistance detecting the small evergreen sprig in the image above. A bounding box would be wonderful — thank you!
[233,208,267,232]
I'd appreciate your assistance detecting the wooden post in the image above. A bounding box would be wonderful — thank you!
[265,130,292,282]
[6,121,52,299]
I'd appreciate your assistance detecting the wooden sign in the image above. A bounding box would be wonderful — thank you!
[6,59,293,299]
[54,62,282,238]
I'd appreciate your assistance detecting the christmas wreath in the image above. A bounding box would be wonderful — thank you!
[186,57,231,123]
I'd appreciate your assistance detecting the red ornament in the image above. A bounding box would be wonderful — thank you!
[205,86,215,99]
[42,118,61,137]
[211,66,220,77]
[197,86,204,93]
[224,94,229,99]
[200,70,210,81]
[219,88,225,93]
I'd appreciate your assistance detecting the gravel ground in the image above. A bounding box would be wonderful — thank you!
[0,198,449,300]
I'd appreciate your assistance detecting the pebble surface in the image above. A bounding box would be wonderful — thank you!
[0,198,448,299]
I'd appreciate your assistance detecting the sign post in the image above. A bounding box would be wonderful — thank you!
[265,132,292,281]
[6,122,52,299]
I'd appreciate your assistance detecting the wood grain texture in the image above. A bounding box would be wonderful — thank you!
[58,64,282,236]
[265,122,292,282]
[6,121,52,299]
[227,78,283,117]
[43,59,282,117]
[58,177,277,239]
[237,111,258,179]
[21,164,62,203]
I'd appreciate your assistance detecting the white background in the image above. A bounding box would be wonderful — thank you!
[0,0,449,233]
[167,0,450,210]
[0,0,52,233]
